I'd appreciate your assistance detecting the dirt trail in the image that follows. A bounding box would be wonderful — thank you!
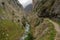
[48,19,60,33]
[48,19,60,40]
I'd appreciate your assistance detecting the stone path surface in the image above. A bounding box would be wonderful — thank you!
[48,19,60,40]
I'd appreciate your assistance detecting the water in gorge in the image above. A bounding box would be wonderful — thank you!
[20,22,30,40]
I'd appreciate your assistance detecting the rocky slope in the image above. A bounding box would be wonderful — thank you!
[0,0,25,40]
[0,0,24,21]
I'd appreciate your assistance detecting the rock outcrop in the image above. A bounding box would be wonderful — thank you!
[0,0,24,22]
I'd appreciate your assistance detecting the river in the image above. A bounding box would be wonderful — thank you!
[20,22,30,40]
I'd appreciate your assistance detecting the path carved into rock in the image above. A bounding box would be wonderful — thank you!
[48,19,60,40]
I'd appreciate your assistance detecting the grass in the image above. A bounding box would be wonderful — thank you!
[0,7,4,14]
[25,33,33,40]
[40,20,56,40]
[0,19,24,40]
[0,7,3,13]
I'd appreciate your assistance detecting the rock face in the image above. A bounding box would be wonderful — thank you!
[33,0,60,18]
[0,0,24,22]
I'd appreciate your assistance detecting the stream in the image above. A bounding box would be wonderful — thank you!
[20,22,30,40]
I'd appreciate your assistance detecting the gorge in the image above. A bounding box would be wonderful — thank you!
[0,0,60,40]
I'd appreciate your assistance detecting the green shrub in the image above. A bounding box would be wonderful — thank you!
[25,33,33,40]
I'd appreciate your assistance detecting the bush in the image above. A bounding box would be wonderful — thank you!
[25,33,33,40]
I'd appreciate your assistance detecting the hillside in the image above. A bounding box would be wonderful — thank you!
[26,0,60,40]
[0,0,25,40]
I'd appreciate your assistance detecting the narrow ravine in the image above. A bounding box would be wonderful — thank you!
[20,22,30,40]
